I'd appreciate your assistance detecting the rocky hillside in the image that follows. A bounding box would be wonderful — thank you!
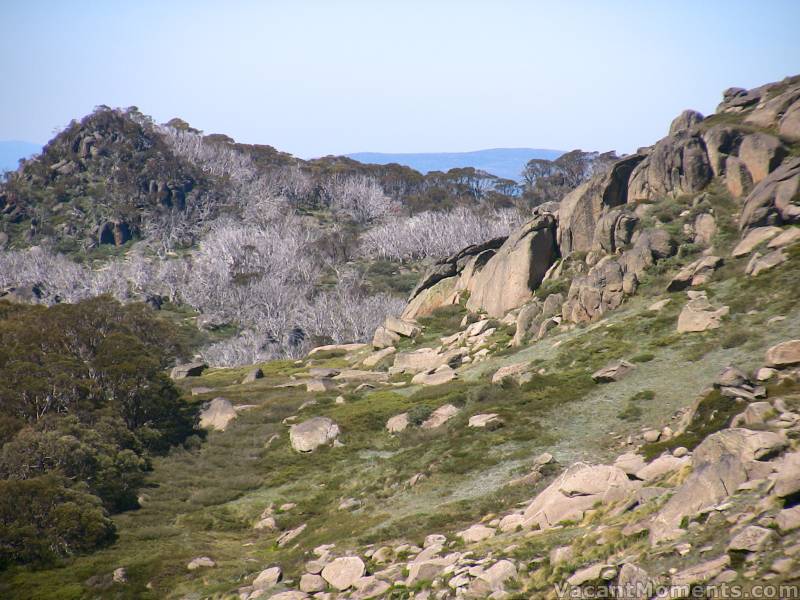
[2,75,800,600]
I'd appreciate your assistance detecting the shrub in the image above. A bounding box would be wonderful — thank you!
[408,406,434,426]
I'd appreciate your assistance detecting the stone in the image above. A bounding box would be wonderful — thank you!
[755,367,777,381]
[420,404,460,429]
[254,516,277,531]
[170,362,207,379]
[321,556,365,591]
[384,315,421,338]
[363,346,395,367]
[693,213,717,246]
[253,566,282,589]
[746,249,787,276]
[424,534,446,548]
[372,326,400,349]
[266,593,308,600]
[772,451,800,498]
[457,524,495,543]
[290,418,340,452]
[411,365,457,386]
[491,362,532,384]
[465,214,558,317]
[468,413,502,428]
[766,340,800,367]
[351,576,391,599]
[648,298,671,312]
[727,525,774,552]
[614,453,647,476]
[405,556,458,586]
[768,227,800,249]
[740,401,774,426]
[199,397,237,431]
[669,109,704,135]
[550,546,574,566]
[524,463,634,530]
[466,560,517,597]
[299,573,326,593]
[738,132,786,184]
[670,555,730,586]
[191,386,214,395]
[187,556,215,570]
[676,296,729,333]
[112,567,127,584]
[498,513,526,533]
[776,506,800,533]
[306,379,336,393]
[333,369,389,383]
[740,157,800,230]
[277,523,306,546]
[673,447,689,458]
[628,134,712,203]
[636,455,689,481]
[725,156,753,197]
[386,413,409,433]
[591,360,635,383]
[242,368,264,383]
[716,366,749,388]
[307,343,367,356]
[732,226,783,257]
[567,562,608,587]
[781,98,800,141]
[666,255,723,290]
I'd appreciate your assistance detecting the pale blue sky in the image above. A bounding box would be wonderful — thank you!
[1,1,799,158]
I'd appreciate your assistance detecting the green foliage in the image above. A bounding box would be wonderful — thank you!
[408,405,434,426]
[0,475,115,567]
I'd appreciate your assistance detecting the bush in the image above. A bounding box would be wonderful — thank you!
[408,406,434,426]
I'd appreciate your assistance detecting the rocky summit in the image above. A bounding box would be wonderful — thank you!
[2,73,800,600]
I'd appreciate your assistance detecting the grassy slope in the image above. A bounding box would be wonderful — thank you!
[3,187,800,598]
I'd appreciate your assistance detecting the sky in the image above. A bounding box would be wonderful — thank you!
[1,1,799,158]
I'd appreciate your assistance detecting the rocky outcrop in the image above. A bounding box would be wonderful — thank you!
[464,213,558,317]
[170,362,208,379]
[676,294,729,333]
[740,157,800,231]
[199,397,237,431]
[558,154,645,254]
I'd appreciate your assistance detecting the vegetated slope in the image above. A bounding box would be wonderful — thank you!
[345,148,564,181]
[2,74,800,600]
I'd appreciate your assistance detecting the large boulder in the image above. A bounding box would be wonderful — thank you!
[627,134,712,203]
[558,154,645,254]
[702,125,742,177]
[592,208,638,253]
[731,226,783,257]
[737,132,787,184]
[321,557,366,591]
[465,214,558,317]
[766,339,800,367]
[170,362,208,379]
[676,295,729,333]
[289,417,341,452]
[669,109,704,135]
[649,428,786,544]
[666,255,722,291]
[523,463,634,530]
[740,157,800,230]
[199,397,237,431]
[780,98,800,141]
[562,256,627,323]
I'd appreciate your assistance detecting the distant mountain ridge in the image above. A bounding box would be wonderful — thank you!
[345,147,564,181]
[0,140,42,174]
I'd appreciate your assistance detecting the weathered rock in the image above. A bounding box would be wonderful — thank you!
[465,560,517,597]
[669,109,704,135]
[593,208,638,253]
[670,555,730,586]
[253,566,282,590]
[614,453,647,477]
[411,365,457,386]
[405,555,458,586]
[187,556,215,570]
[650,429,785,544]
[746,249,788,276]
[386,413,409,433]
[740,157,800,230]
[727,525,774,552]
[715,366,749,388]
[277,523,306,546]
[332,369,388,383]
[372,326,399,349]
[199,397,237,431]
[498,513,526,532]
[524,463,634,530]
[492,361,533,384]
[384,315,421,338]
[242,368,264,384]
[266,592,308,600]
[693,213,717,246]
[363,346,395,367]
[308,343,367,357]
[289,417,340,452]
[465,214,558,317]
[558,154,645,254]
[676,295,729,333]
[766,339,800,367]
[299,573,326,593]
[171,362,207,379]
[567,562,609,587]
[457,524,495,543]
[421,404,460,429]
[351,576,391,599]
[512,301,543,346]
[636,455,690,481]
[666,255,723,291]
[725,155,753,197]
[628,134,712,203]
[702,125,741,176]
[592,360,635,383]
[781,98,800,141]
[772,450,800,498]
[768,227,800,249]
[550,546,574,566]
[394,347,466,374]
[306,378,336,393]
[737,132,786,184]
[776,506,800,533]
[731,226,782,257]
[468,413,501,428]
[321,556,365,591]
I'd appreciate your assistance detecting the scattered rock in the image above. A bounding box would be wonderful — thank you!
[299,573,326,593]
[199,397,237,431]
[746,249,787,276]
[421,404,460,429]
[765,339,800,367]
[242,368,264,383]
[411,365,457,386]
[666,255,722,290]
[306,378,336,393]
[277,523,306,547]
[386,413,409,433]
[670,555,730,586]
[732,226,783,257]
[289,417,340,452]
[491,362,533,384]
[776,506,800,533]
[468,413,502,429]
[253,566,282,590]
[363,346,396,367]
[592,360,635,383]
[308,343,367,356]
[187,556,215,570]
[727,525,774,552]
[321,556,365,591]
[676,295,729,333]
[458,524,496,543]
[768,227,800,249]
[112,568,127,584]
[171,362,208,379]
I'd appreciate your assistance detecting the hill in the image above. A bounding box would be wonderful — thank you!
[345,148,564,181]
[0,141,41,174]
[1,74,800,599]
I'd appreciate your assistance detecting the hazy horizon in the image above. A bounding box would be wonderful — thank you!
[2,1,800,158]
